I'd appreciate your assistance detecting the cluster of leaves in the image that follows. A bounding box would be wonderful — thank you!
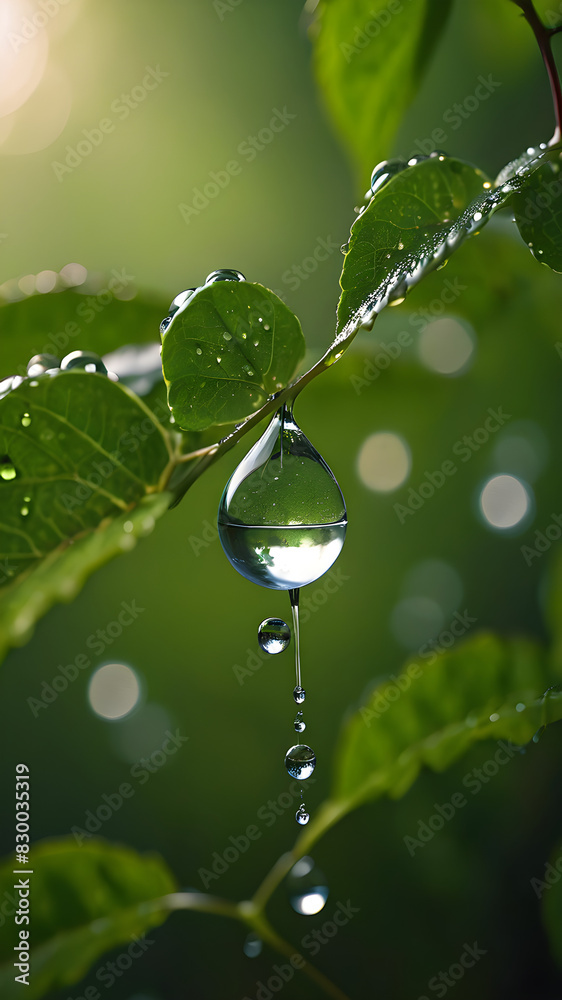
[1,0,562,996]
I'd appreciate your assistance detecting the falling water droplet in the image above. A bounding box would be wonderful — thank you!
[296,804,310,825]
[294,712,306,733]
[205,269,246,283]
[284,744,316,779]
[217,402,347,590]
[0,456,17,481]
[286,857,328,915]
[27,353,60,376]
[258,618,291,654]
[21,413,31,428]
[293,685,306,704]
[61,351,107,374]
[243,932,263,958]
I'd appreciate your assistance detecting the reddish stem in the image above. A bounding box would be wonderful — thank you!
[512,0,562,144]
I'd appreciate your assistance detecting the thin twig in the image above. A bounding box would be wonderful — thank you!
[512,0,562,143]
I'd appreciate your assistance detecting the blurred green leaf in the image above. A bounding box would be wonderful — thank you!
[0,492,171,664]
[0,284,168,381]
[0,838,177,1000]
[331,633,556,806]
[161,282,305,431]
[512,151,562,272]
[312,0,454,186]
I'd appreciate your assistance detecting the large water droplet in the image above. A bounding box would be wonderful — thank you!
[258,618,290,654]
[0,456,17,481]
[21,413,31,428]
[369,158,407,197]
[27,353,60,376]
[286,857,328,915]
[217,403,347,590]
[0,376,14,398]
[61,351,107,374]
[205,269,245,283]
[284,744,316,779]
[243,932,263,958]
[293,685,306,704]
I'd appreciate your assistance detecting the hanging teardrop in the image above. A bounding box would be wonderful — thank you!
[217,403,346,590]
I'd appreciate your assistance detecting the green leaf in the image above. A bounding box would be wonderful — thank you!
[335,148,557,342]
[0,838,177,1000]
[0,282,168,381]
[512,150,562,272]
[337,155,492,335]
[312,0,454,185]
[332,633,557,807]
[0,371,174,584]
[0,492,171,663]
[161,282,305,432]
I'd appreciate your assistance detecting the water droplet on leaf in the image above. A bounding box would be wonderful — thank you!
[217,403,347,590]
[21,413,31,427]
[258,618,291,654]
[27,353,60,376]
[0,456,17,481]
[369,158,407,196]
[61,351,107,374]
[205,269,245,283]
[284,744,316,779]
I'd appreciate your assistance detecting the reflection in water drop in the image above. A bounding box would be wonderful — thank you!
[61,351,107,374]
[218,403,347,590]
[205,269,246,283]
[258,618,291,654]
[293,685,306,704]
[27,353,60,376]
[0,456,17,481]
[296,804,310,825]
[286,857,329,915]
[294,712,306,733]
[284,744,316,779]
[243,932,263,958]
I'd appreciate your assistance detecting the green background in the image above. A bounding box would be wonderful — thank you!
[1,1,562,997]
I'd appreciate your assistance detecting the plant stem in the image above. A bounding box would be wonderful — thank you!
[512,0,562,144]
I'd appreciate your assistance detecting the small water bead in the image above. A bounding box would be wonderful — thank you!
[0,456,17,481]
[257,618,291,654]
[61,351,107,374]
[27,353,60,376]
[0,376,14,398]
[284,744,316,780]
[293,685,306,704]
[296,804,310,825]
[243,933,263,958]
[21,413,31,427]
[340,241,349,254]
[294,712,306,733]
[286,857,328,916]
[196,348,202,356]
[159,316,172,334]
[205,269,246,283]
